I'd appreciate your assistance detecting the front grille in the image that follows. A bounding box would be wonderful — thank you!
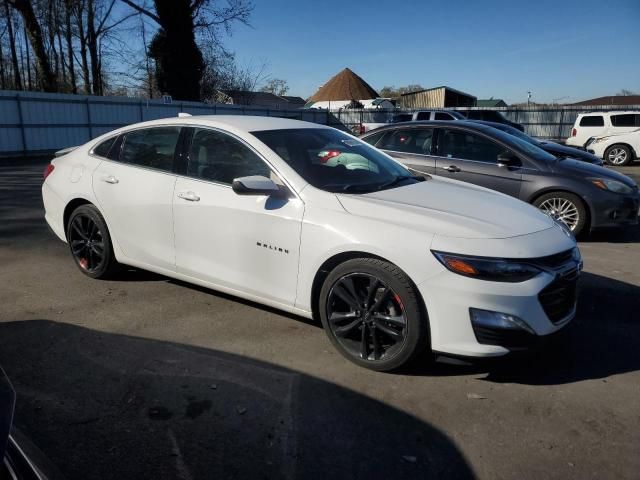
[531,249,574,269]
[538,267,579,324]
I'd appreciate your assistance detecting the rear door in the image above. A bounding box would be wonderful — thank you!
[92,126,181,271]
[610,113,640,135]
[435,127,522,197]
[375,126,437,175]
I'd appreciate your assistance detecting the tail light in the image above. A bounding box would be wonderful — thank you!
[571,128,577,137]
[359,124,366,135]
[43,163,55,181]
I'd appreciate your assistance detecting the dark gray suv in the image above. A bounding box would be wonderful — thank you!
[361,121,639,236]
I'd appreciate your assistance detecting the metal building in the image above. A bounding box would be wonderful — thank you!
[399,86,476,109]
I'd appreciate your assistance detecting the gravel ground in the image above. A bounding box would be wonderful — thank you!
[0,161,639,479]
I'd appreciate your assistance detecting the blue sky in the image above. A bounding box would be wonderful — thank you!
[226,0,640,103]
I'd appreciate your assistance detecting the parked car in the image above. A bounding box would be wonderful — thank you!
[358,109,465,134]
[458,109,524,131]
[566,111,640,148]
[1,367,63,479]
[44,115,580,371]
[585,129,640,166]
[472,120,604,165]
[361,120,639,236]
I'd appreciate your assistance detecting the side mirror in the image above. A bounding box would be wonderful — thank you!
[232,175,287,197]
[497,152,520,167]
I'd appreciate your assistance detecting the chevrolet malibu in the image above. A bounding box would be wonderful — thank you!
[42,116,581,371]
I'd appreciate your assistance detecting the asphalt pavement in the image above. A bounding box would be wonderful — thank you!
[0,161,639,479]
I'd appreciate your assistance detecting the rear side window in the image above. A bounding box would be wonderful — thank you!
[187,128,271,185]
[611,114,640,127]
[415,111,431,120]
[121,127,181,172]
[378,128,435,155]
[92,137,116,158]
[579,116,604,127]
[439,129,504,163]
[392,113,412,123]
[434,112,454,120]
[361,130,387,147]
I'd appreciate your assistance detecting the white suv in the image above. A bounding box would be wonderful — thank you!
[566,111,640,148]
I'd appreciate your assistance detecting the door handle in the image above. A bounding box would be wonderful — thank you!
[177,191,200,202]
[442,165,461,173]
[101,175,119,184]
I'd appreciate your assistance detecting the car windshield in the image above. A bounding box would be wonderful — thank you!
[252,128,419,193]
[482,126,557,162]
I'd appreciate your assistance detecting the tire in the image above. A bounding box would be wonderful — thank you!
[66,204,119,279]
[319,258,429,371]
[604,144,633,166]
[533,191,588,236]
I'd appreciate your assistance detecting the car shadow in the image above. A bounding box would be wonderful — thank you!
[0,320,473,480]
[406,272,640,385]
[583,224,640,244]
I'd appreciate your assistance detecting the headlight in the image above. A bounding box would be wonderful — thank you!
[589,178,634,194]
[432,251,542,282]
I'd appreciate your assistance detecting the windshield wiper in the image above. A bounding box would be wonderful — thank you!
[375,175,425,191]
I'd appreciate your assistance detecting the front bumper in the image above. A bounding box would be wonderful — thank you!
[589,190,640,229]
[418,255,580,358]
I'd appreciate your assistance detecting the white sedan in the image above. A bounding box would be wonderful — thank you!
[42,116,581,371]
[586,129,639,166]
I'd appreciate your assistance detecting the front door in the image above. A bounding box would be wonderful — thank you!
[173,127,304,307]
[92,126,181,271]
[435,128,522,198]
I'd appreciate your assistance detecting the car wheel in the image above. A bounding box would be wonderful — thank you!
[66,204,118,279]
[604,144,632,166]
[319,258,429,371]
[533,192,587,236]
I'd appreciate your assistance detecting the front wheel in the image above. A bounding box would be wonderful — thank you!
[533,192,587,236]
[319,258,429,371]
[604,144,632,166]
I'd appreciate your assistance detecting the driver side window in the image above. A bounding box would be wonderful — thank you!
[439,129,504,163]
[187,128,272,185]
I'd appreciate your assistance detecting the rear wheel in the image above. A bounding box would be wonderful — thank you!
[604,144,632,166]
[67,204,118,279]
[319,258,429,371]
[533,192,587,236]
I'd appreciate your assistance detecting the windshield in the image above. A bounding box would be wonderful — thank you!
[482,127,557,162]
[252,128,418,193]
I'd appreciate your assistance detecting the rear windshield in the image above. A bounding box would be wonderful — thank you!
[252,128,416,193]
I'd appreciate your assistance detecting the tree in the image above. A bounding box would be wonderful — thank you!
[260,78,288,96]
[617,89,637,96]
[120,0,253,101]
[7,0,58,91]
[379,84,424,99]
[2,0,22,89]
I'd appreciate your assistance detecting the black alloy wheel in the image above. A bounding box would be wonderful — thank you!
[67,205,117,279]
[327,273,407,361]
[319,258,429,371]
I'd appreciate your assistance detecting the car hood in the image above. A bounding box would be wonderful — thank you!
[541,141,602,164]
[337,177,555,239]
[552,158,637,187]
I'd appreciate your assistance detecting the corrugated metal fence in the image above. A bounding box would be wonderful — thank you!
[0,90,334,157]
[1,90,639,156]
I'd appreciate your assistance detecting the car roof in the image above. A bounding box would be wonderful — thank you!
[578,111,640,116]
[363,119,493,134]
[109,115,329,135]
